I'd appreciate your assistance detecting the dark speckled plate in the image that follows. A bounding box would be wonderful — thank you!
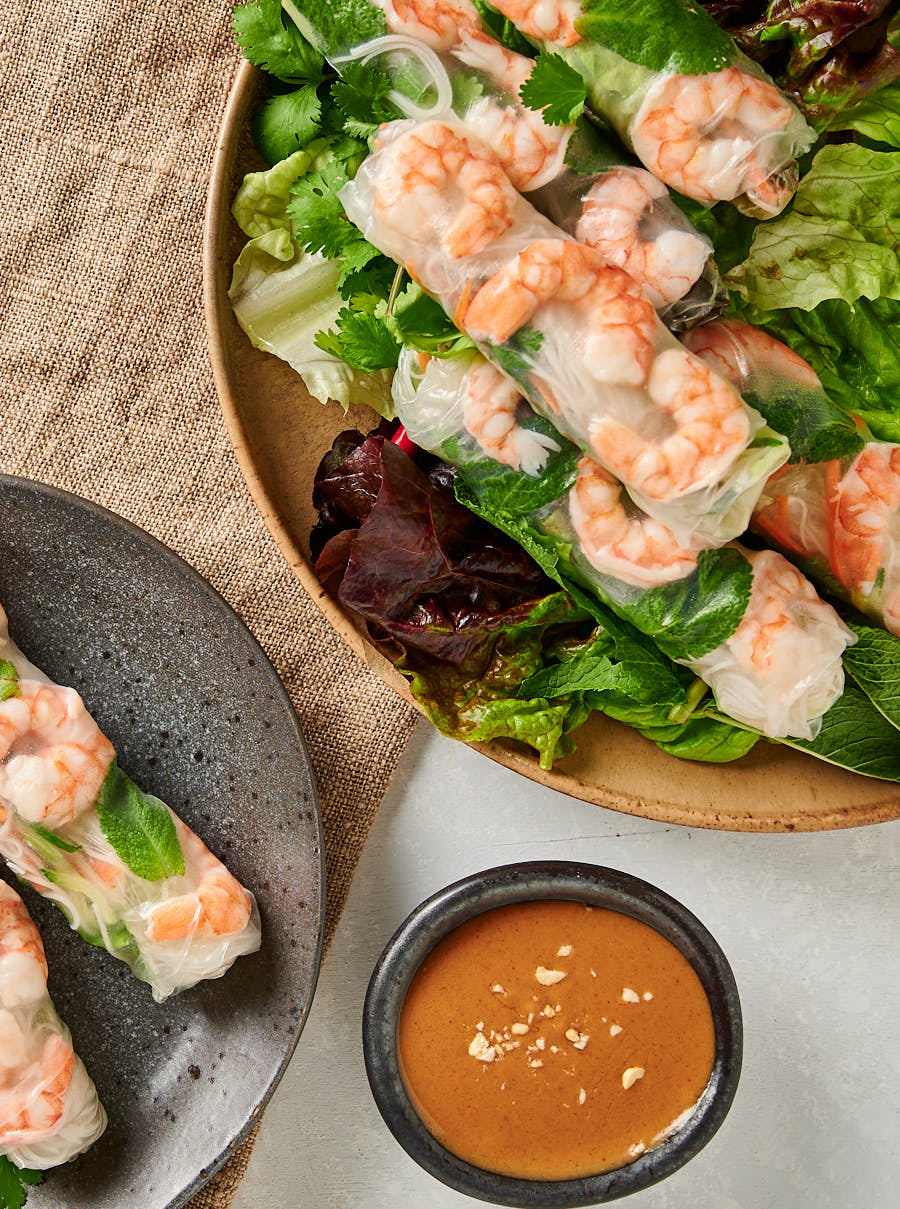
[0,476,324,1208]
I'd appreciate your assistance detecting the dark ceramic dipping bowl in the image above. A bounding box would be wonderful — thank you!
[363,861,742,1207]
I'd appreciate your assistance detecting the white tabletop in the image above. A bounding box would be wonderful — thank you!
[233,723,900,1209]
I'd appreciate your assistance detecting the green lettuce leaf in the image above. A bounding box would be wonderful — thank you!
[401,592,594,771]
[232,144,333,240]
[96,763,185,883]
[829,81,900,148]
[229,150,394,413]
[728,143,900,311]
[731,295,900,441]
[229,232,394,413]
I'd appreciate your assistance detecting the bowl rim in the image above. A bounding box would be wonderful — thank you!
[362,860,742,1207]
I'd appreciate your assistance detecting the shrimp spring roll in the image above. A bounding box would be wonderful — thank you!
[684,319,900,638]
[341,116,788,545]
[484,0,815,214]
[0,881,106,1170]
[393,347,854,739]
[0,607,261,1002]
[284,0,720,325]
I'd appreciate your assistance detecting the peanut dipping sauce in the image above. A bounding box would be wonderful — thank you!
[397,900,715,1181]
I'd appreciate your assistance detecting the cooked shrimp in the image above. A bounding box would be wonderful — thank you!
[465,239,656,387]
[576,168,710,308]
[0,1033,75,1144]
[0,883,48,1008]
[589,348,750,499]
[489,0,583,47]
[631,68,799,214]
[454,35,572,191]
[728,551,842,676]
[830,445,900,636]
[683,318,821,391]
[463,359,559,473]
[145,819,252,943]
[372,0,483,49]
[0,884,75,1145]
[374,121,518,258]
[569,458,698,588]
[0,681,114,829]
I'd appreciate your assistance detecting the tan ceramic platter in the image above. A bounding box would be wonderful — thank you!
[204,61,900,833]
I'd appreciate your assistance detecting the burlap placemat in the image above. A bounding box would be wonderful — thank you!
[0,2,418,1205]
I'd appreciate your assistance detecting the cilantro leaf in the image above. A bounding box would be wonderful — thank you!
[233,0,324,84]
[0,659,19,702]
[97,762,185,882]
[287,161,356,257]
[0,1157,42,1209]
[336,239,383,288]
[520,53,586,126]
[252,84,323,164]
[331,62,398,138]
[315,309,402,370]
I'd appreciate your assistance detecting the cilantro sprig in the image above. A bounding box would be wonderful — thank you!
[233,0,325,84]
[0,1158,41,1209]
[520,54,587,126]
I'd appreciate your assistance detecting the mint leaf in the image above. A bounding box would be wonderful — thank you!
[624,547,753,661]
[0,660,19,702]
[520,53,586,125]
[843,624,900,733]
[315,309,401,370]
[233,0,324,83]
[576,0,735,75]
[453,418,579,514]
[0,1157,42,1209]
[281,0,387,57]
[780,681,900,781]
[739,386,863,464]
[97,763,185,882]
[640,713,759,763]
[252,84,323,164]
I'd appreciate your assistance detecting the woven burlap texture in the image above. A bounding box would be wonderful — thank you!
[0,2,418,1206]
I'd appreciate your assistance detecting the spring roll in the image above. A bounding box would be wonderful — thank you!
[484,0,815,214]
[0,608,261,1002]
[0,881,106,1170]
[682,318,900,638]
[341,116,788,545]
[284,0,720,325]
[393,348,853,738]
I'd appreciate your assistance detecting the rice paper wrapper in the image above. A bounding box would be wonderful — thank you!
[0,882,106,1170]
[0,609,261,1003]
[344,117,788,546]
